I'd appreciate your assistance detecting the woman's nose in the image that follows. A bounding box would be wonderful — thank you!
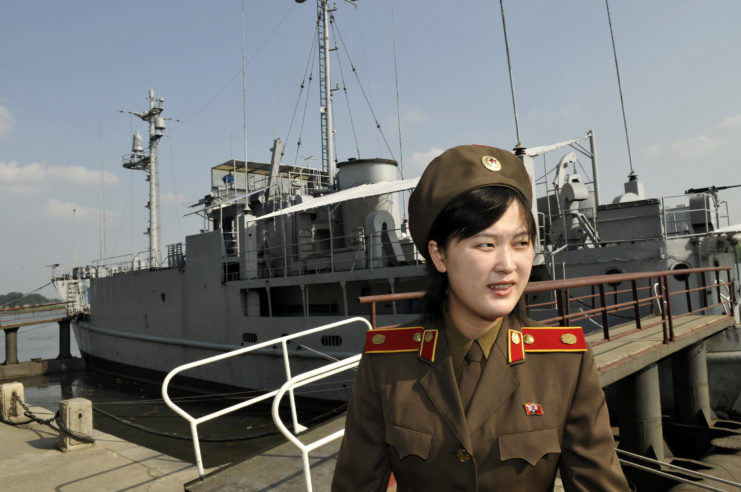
[493,246,515,273]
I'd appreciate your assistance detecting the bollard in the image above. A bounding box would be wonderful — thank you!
[58,398,94,452]
[0,382,24,422]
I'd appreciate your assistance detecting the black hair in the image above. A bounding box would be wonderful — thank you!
[421,186,536,326]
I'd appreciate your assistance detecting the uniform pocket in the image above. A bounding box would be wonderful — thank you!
[385,422,432,460]
[499,428,561,466]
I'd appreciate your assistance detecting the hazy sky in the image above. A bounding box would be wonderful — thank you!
[1,0,740,297]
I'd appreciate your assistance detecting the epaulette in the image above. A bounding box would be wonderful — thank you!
[364,326,438,362]
[508,327,587,364]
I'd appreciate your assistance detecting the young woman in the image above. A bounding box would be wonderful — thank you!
[332,145,629,491]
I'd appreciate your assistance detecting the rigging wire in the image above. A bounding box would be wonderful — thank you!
[285,20,320,166]
[0,283,53,307]
[331,12,396,161]
[391,5,404,181]
[605,0,636,176]
[173,3,295,129]
[498,0,522,146]
[294,69,317,166]
[330,19,361,159]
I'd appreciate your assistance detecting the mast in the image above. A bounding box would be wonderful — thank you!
[122,89,166,267]
[318,0,336,187]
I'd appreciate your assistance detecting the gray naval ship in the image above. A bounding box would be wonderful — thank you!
[52,2,741,403]
[51,124,741,402]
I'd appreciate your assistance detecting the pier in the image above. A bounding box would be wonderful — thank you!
[0,302,84,379]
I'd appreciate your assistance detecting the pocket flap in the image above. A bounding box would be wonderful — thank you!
[385,423,432,460]
[499,428,560,466]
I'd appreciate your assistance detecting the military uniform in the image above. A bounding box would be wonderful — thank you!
[332,144,629,490]
[331,315,630,491]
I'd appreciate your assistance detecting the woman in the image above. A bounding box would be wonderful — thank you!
[332,145,629,491]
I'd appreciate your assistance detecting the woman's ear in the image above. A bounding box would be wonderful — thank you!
[428,240,447,273]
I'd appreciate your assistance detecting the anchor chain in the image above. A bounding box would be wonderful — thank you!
[0,393,95,444]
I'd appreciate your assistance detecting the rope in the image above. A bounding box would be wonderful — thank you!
[93,401,348,442]
[0,393,95,444]
[3,392,347,444]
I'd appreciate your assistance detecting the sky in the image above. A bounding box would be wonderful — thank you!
[1,0,740,298]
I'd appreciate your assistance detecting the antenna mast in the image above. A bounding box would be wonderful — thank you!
[318,0,336,187]
[122,89,166,268]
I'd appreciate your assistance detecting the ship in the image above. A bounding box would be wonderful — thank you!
[52,1,741,406]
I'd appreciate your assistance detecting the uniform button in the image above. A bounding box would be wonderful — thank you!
[455,449,471,462]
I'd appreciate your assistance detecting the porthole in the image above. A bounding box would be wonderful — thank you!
[604,268,623,289]
[671,263,691,282]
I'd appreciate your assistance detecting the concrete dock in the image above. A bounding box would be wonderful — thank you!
[0,404,210,491]
[185,415,345,492]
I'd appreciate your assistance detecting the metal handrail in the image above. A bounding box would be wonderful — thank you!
[358,267,735,341]
[161,316,372,478]
[271,354,362,492]
[617,448,741,491]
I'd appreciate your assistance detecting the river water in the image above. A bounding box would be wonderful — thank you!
[0,323,333,468]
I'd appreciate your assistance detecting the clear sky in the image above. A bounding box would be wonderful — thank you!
[1,0,740,297]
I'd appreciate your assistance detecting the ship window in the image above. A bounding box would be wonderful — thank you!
[307,283,343,316]
[242,332,258,343]
[321,335,342,347]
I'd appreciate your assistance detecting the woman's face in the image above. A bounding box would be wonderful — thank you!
[429,199,534,331]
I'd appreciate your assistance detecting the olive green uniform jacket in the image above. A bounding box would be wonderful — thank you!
[332,315,629,491]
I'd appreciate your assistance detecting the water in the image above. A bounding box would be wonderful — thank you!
[1,323,335,468]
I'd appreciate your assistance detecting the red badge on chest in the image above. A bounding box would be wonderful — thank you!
[523,402,544,415]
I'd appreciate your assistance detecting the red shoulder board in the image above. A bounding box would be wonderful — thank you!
[521,327,587,352]
[364,326,424,354]
[418,329,438,363]
[508,329,525,364]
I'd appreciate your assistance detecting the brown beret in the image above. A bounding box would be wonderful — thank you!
[408,145,532,255]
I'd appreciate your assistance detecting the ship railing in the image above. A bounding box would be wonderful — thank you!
[161,316,372,478]
[358,267,735,344]
[271,354,362,492]
[661,192,731,236]
[246,226,420,280]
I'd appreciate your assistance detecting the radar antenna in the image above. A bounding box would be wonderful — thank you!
[120,89,177,268]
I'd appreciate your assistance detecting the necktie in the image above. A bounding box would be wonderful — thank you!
[458,341,484,413]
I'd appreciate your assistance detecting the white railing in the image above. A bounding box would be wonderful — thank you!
[272,355,362,492]
[161,316,372,478]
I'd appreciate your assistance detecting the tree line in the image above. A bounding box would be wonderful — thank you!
[0,292,60,307]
